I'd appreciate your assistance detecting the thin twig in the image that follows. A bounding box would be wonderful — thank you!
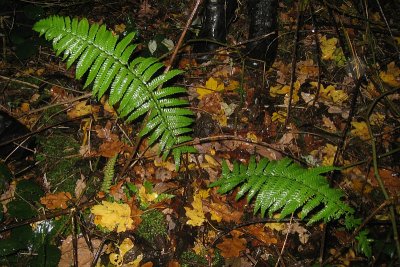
[284,2,303,126]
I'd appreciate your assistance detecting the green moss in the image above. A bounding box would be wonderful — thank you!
[36,133,88,193]
[180,250,224,267]
[180,251,207,267]
[136,210,167,243]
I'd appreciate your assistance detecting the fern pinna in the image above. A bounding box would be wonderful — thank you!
[33,16,195,166]
[210,157,355,225]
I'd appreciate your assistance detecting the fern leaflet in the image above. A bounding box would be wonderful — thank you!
[209,157,355,225]
[33,16,195,166]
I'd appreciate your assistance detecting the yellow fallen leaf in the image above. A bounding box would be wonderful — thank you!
[196,77,224,100]
[322,143,337,166]
[271,111,287,123]
[109,253,123,266]
[212,111,228,127]
[204,154,219,168]
[128,254,143,267]
[351,121,370,141]
[271,81,301,104]
[138,185,158,203]
[67,101,93,119]
[20,102,30,112]
[379,61,400,87]
[328,89,348,104]
[320,36,338,60]
[114,23,126,34]
[369,112,385,126]
[91,201,133,233]
[184,189,209,226]
[119,238,134,257]
[270,84,289,97]
[246,132,259,142]
[225,80,239,91]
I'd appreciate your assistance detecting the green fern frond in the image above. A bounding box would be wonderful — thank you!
[33,16,195,165]
[209,157,354,225]
[101,155,117,193]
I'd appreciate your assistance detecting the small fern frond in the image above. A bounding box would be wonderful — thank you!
[33,16,196,167]
[101,155,117,193]
[209,157,354,225]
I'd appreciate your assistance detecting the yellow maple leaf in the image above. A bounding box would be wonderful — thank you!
[351,121,370,141]
[196,77,224,100]
[379,61,400,87]
[184,189,209,226]
[320,36,338,60]
[91,201,133,233]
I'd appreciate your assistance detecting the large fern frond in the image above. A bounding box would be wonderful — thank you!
[209,157,354,225]
[33,16,195,163]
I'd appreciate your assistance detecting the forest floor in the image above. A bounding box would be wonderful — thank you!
[0,0,400,266]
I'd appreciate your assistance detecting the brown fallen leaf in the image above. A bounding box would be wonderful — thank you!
[243,224,278,245]
[98,140,125,158]
[216,230,247,258]
[203,198,242,223]
[40,192,72,210]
